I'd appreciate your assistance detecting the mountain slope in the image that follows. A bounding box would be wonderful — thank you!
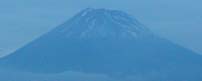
[0,8,202,80]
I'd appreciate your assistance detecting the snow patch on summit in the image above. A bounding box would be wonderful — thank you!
[81,8,94,17]
[54,8,152,39]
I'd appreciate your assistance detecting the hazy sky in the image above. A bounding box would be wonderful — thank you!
[0,0,202,57]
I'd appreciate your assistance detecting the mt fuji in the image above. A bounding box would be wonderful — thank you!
[0,8,202,81]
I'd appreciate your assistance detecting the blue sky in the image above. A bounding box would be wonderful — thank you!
[0,0,202,57]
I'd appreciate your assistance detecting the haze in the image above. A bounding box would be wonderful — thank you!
[0,0,202,57]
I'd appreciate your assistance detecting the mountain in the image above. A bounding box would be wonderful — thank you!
[0,8,202,80]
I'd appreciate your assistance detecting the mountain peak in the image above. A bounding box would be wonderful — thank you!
[53,8,152,39]
[80,8,120,16]
[1,8,202,80]
[80,8,137,22]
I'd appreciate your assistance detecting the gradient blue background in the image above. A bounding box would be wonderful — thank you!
[0,0,202,57]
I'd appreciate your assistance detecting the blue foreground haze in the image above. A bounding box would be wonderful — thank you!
[0,0,202,81]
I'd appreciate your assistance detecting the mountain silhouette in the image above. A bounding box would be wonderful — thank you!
[0,8,202,80]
